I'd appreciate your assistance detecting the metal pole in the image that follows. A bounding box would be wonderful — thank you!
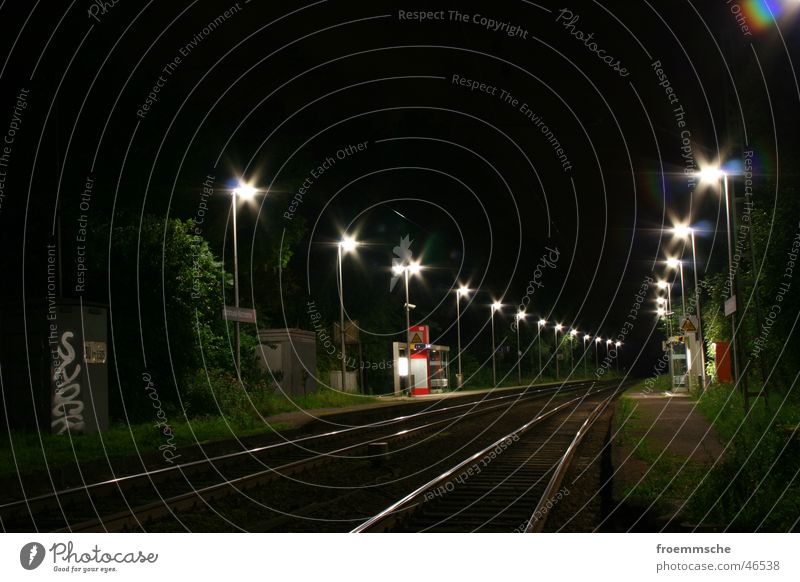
[538,324,543,378]
[456,292,462,387]
[404,268,412,395]
[679,262,687,319]
[594,339,599,374]
[690,230,707,389]
[555,329,560,379]
[569,335,574,375]
[491,308,497,387]
[667,284,675,391]
[584,338,588,378]
[232,190,241,376]
[723,175,742,397]
[516,320,522,384]
[338,245,347,392]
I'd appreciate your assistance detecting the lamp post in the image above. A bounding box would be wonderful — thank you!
[516,310,527,384]
[594,336,601,373]
[229,181,259,375]
[657,280,673,337]
[554,323,563,379]
[657,280,676,391]
[491,301,502,387]
[537,319,546,379]
[673,224,707,389]
[583,334,591,378]
[666,257,687,319]
[392,260,422,394]
[698,166,741,392]
[337,235,358,391]
[606,339,613,363]
[455,285,469,388]
[615,341,622,374]
[569,329,578,375]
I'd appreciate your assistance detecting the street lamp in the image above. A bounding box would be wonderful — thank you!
[615,341,622,374]
[656,282,676,392]
[554,323,563,379]
[594,336,601,372]
[672,223,707,389]
[583,334,591,378]
[229,180,260,375]
[698,164,740,389]
[455,285,469,388]
[393,260,423,393]
[569,329,578,375]
[515,310,527,384]
[491,301,503,387]
[337,235,358,392]
[537,319,546,379]
[666,257,687,319]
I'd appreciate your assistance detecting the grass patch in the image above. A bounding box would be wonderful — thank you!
[0,385,376,480]
[685,384,800,531]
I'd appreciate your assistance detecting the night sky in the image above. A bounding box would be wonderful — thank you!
[1,0,798,376]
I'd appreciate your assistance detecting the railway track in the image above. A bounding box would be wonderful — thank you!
[352,382,627,532]
[1,379,602,533]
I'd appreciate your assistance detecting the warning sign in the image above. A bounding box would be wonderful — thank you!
[411,332,422,344]
[680,317,697,333]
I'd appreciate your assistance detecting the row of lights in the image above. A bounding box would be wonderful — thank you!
[487,298,622,385]
[230,164,728,391]
[337,236,622,389]
[652,164,737,390]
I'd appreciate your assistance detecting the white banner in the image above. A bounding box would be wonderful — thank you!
[1,534,797,581]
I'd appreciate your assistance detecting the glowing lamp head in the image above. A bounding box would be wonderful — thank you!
[657,280,668,290]
[457,285,469,297]
[408,261,422,275]
[595,337,602,343]
[570,329,578,337]
[584,334,591,341]
[697,166,724,185]
[233,181,258,200]
[666,258,680,269]
[516,310,527,322]
[656,297,666,306]
[606,339,613,345]
[392,264,404,275]
[672,224,693,239]
[491,301,503,312]
[538,319,547,327]
[555,323,563,332]
[339,235,358,253]
[657,307,666,317]
[615,341,622,347]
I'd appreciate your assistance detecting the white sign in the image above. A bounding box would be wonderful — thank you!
[222,306,257,323]
[724,295,737,316]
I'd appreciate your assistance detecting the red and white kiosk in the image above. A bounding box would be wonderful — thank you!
[392,325,451,396]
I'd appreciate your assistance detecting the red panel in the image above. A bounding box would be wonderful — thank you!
[715,341,732,383]
[412,387,430,396]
